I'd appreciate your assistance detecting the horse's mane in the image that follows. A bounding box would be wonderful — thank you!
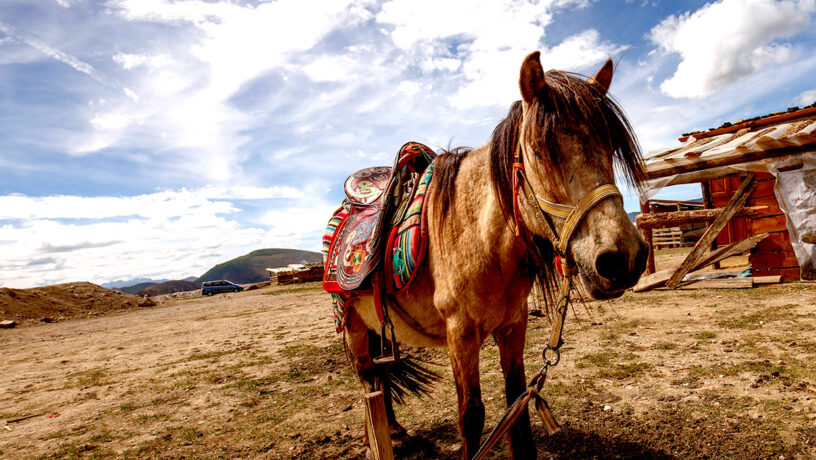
[430,69,645,311]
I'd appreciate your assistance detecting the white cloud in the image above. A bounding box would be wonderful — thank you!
[650,0,816,98]
[90,113,132,130]
[377,0,622,108]
[798,89,816,106]
[112,52,149,69]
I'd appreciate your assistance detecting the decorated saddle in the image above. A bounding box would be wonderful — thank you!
[322,142,436,332]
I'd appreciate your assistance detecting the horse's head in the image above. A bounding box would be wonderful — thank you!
[513,51,648,299]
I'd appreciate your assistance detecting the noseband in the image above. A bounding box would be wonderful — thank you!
[511,144,622,257]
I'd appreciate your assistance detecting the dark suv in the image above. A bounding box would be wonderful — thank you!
[201,280,243,296]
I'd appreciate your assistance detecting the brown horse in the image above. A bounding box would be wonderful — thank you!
[342,51,647,459]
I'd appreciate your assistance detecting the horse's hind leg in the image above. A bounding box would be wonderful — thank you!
[495,318,536,459]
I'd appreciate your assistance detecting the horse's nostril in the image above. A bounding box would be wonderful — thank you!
[595,250,626,282]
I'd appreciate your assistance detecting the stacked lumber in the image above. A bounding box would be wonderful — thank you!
[652,227,682,249]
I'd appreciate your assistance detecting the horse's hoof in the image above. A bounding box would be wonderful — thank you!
[390,424,408,446]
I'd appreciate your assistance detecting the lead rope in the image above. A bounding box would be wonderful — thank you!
[471,258,574,460]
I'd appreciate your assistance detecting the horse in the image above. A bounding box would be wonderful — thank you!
[339,51,648,459]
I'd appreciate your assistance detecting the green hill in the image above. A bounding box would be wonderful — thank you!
[197,248,322,284]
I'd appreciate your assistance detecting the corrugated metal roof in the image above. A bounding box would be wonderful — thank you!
[643,107,816,178]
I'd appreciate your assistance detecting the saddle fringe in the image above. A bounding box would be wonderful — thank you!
[342,329,442,404]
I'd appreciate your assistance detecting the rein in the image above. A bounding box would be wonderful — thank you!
[472,144,622,460]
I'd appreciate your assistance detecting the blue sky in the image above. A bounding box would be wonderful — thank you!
[1,0,815,288]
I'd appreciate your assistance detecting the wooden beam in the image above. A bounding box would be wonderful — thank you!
[676,278,752,289]
[640,200,655,274]
[632,232,768,292]
[364,391,394,460]
[635,206,766,229]
[666,174,758,289]
[753,275,782,284]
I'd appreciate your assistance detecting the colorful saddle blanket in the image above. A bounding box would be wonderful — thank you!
[322,142,436,332]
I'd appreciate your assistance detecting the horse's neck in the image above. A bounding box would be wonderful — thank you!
[439,145,528,278]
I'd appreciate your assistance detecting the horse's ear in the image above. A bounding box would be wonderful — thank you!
[519,51,546,103]
[588,58,614,94]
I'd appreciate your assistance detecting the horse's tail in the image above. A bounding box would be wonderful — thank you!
[366,330,441,404]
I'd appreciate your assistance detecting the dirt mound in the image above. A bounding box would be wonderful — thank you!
[0,282,150,327]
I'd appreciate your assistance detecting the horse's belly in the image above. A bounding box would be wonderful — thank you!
[353,295,447,348]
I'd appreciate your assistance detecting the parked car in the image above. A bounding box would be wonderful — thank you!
[201,280,243,296]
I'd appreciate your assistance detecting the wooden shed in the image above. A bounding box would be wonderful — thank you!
[266,263,324,285]
[637,104,816,284]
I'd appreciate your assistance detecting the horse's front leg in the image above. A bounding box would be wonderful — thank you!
[494,317,536,459]
[344,309,406,443]
[447,322,486,459]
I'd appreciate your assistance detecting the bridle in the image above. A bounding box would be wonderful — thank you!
[511,139,622,258]
[473,130,623,460]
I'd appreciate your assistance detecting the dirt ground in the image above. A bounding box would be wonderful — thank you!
[3,252,816,459]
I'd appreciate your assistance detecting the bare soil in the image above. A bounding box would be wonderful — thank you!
[3,252,816,459]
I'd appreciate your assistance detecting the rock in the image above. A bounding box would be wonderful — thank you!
[138,297,157,307]
[0,320,16,328]
[603,405,612,412]
[41,317,55,323]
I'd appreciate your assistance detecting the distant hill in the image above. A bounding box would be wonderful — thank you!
[197,248,322,284]
[102,277,168,289]
[118,282,158,295]
[141,280,200,296]
[628,211,639,223]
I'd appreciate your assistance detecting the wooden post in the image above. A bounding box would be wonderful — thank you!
[364,391,394,460]
[640,200,655,274]
[701,181,721,269]
[666,174,758,289]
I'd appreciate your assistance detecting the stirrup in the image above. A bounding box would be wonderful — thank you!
[373,324,401,365]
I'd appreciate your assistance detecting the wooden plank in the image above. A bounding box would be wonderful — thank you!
[677,278,753,290]
[666,174,758,289]
[753,275,782,284]
[364,391,394,460]
[749,214,788,234]
[803,233,816,244]
[693,232,769,268]
[632,232,768,292]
